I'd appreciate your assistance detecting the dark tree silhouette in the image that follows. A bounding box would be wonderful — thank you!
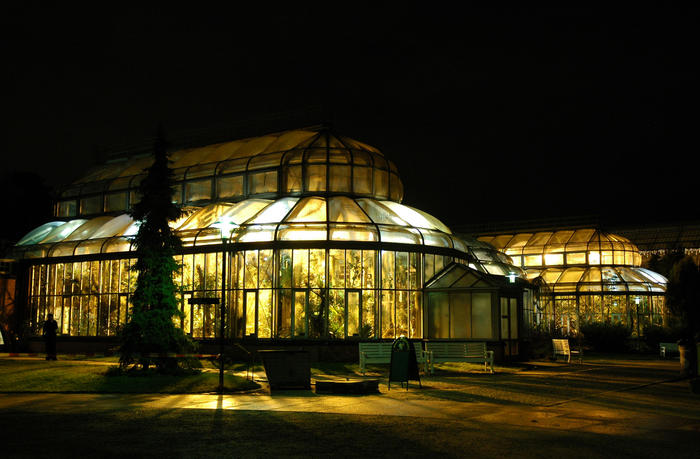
[119,130,194,371]
[666,256,700,376]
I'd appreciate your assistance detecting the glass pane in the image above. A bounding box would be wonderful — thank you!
[293,249,308,288]
[396,290,409,337]
[185,179,212,202]
[329,165,351,192]
[353,166,372,194]
[294,291,306,337]
[363,250,376,289]
[329,249,345,288]
[472,292,492,339]
[217,175,244,199]
[428,292,449,338]
[105,192,127,212]
[381,251,395,289]
[248,170,278,194]
[285,197,326,222]
[328,289,345,339]
[347,291,360,337]
[362,289,375,338]
[258,289,272,338]
[346,249,362,288]
[284,165,302,193]
[245,291,256,337]
[305,164,326,192]
[80,196,102,215]
[381,291,395,338]
[328,197,371,223]
[451,293,470,338]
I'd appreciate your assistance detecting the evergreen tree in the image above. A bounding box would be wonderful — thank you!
[119,130,194,371]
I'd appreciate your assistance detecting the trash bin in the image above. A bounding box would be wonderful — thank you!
[258,350,311,390]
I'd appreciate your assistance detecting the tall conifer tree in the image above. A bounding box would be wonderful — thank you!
[119,130,193,371]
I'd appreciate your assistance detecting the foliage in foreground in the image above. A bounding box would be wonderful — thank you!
[580,321,630,352]
[119,131,195,373]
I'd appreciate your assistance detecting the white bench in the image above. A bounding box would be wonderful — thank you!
[552,339,581,363]
[358,342,427,374]
[659,342,679,358]
[424,342,494,374]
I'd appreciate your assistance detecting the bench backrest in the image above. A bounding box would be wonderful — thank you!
[552,339,570,353]
[426,342,487,358]
[359,342,393,358]
[359,342,424,359]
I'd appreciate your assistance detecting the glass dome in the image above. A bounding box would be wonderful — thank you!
[524,266,666,293]
[56,127,405,217]
[479,229,642,269]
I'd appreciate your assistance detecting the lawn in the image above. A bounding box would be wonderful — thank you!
[0,358,259,393]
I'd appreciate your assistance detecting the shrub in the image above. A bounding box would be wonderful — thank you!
[580,321,631,352]
[642,324,683,351]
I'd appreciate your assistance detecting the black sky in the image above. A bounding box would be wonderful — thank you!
[2,4,698,233]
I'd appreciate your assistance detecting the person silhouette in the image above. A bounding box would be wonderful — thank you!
[42,313,58,360]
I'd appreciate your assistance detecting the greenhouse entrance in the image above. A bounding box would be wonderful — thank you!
[425,263,534,360]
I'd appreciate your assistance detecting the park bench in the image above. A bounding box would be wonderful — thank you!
[552,339,581,363]
[424,342,494,374]
[358,342,428,374]
[659,342,679,358]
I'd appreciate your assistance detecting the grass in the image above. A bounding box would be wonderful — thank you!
[0,358,259,393]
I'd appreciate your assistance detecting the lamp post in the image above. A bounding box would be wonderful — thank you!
[215,218,237,394]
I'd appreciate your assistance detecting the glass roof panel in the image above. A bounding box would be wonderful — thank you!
[557,268,585,284]
[48,241,79,257]
[506,233,533,249]
[285,197,326,222]
[549,230,574,245]
[541,269,564,284]
[248,152,283,170]
[378,225,422,244]
[220,199,272,225]
[103,237,133,253]
[355,199,408,226]
[580,267,602,283]
[40,219,89,244]
[74,240,105,255]
[419,229,452,248]
[570,229,596,242]
[234,224,277,242]
[278,224,328,241]
[527,232,553,246]
[249,197,298,224]
[16,222,65,246]
[636,268,668,284]
[381,201,448,232]
[178,204,233,231]
[328,197,371,223]
[329,224,378,242]
[91,214,134,239]
[65,217,113,241]
[260,130,317,153]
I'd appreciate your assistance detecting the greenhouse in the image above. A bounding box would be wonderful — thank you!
[478,229,667,336]
[10,127,529,352]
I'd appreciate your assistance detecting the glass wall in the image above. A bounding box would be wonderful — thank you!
[426,291,494,339]
[27,247,439,340]
[534,293,666,336]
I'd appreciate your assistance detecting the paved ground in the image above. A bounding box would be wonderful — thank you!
[1,356,698,457]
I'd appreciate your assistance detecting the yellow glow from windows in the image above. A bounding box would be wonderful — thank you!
[524,255,542,267]
[544,253,564,266]
[588,251,600,265]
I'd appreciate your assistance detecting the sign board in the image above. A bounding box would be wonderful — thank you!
[188,297,220,305]
[388,338,421,390]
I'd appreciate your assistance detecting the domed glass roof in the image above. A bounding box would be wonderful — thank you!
[16,196,523,278]
[478,229,642,268]
[57,127,405,217]
[526,266,666,293]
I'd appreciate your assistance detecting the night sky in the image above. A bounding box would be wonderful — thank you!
[2,4,698,241]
